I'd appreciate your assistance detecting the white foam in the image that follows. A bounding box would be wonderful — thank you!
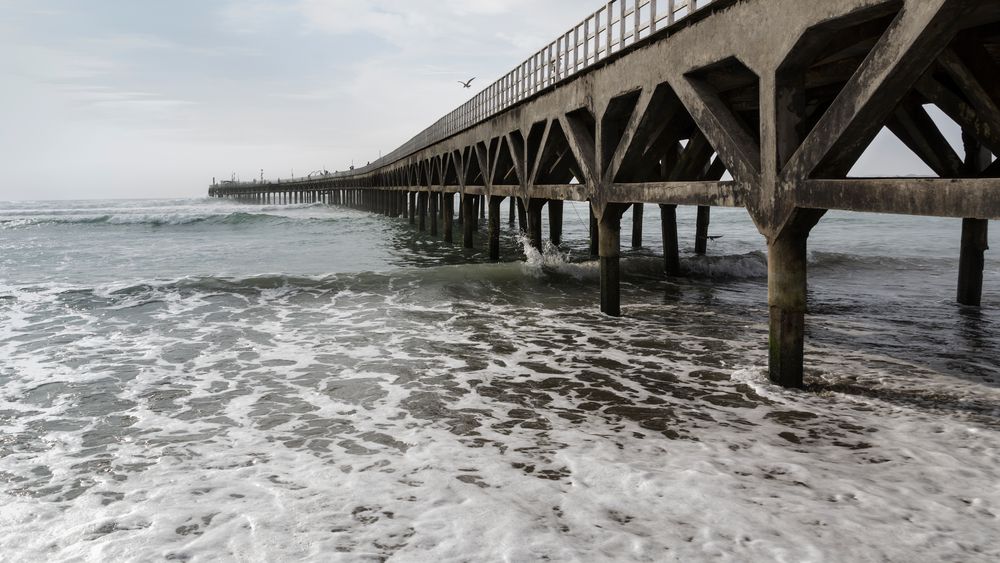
[2,204,999,561]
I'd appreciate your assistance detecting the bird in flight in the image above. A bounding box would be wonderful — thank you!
[458,77,476,88]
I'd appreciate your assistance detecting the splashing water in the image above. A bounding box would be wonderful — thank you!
[0,198,998,561]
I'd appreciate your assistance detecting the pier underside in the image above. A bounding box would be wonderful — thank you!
[211,0,1000,388]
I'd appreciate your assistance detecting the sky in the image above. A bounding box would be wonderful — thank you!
[0,0,958,201]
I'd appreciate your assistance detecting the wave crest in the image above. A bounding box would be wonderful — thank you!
[0,212,332,229]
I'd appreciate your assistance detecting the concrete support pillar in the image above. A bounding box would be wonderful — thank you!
[695,206,711,255]
[767,211,823,388]
[443,193,455,243]
[462,195,476,248]
[599,204,630,317]
[589,205,600,258]
[516,198,527,233]
[958,219,989,306]
[768,232,808,388]
[958,134,991,306]
[527,199,545,251]
[548,200,564,246]
[409,192,416,224]
[509,197,516,226]
[489,196,503,261]
[632,203,644,248]
[480,195,486,220]
[660,204,681,276]
[429,191,439,236]
[418,192,428,231]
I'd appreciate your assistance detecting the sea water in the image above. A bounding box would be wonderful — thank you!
[1,198,998,561]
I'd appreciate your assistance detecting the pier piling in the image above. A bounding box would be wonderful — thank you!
[695,206,711,255]
[599,204,630,317]
[444,193,455,243]
[462,195,475,249]
[429,191,439,236]
[632,204,644,248]
[660,204,681,276]
[549,200,564,246]
[489,196,503,260]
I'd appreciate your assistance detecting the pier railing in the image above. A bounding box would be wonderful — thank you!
[377,0,717,171]
[218,0,716,187]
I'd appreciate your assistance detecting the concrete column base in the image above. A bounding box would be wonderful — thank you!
[527,199,546,251]
[462,195,475,249]
[418,192,428,231]
[599,204,630,317]
[489,196,503,261]
[695,206,711,255]
[589,205,600,258]
[429,191,439,236]
[548,200,564,247]
[443,193,455,243]
[660,204,681,276]
[767,210,824,388]
[958,218,989,306]
[632,203,644,248]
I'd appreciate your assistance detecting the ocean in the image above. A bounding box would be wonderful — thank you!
[1,197,998,561]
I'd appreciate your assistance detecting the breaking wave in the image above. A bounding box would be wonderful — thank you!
[0,212,335,229]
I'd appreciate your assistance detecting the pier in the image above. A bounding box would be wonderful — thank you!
[210,0,999,388]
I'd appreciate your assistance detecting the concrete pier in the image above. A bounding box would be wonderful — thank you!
[211,0,1000,388]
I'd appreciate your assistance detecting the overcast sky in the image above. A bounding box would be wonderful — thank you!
[0,0,956,201]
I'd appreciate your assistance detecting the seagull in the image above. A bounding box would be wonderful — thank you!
[458,77,476,88]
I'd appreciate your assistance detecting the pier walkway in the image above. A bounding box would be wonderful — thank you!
[210,0,1000,388]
